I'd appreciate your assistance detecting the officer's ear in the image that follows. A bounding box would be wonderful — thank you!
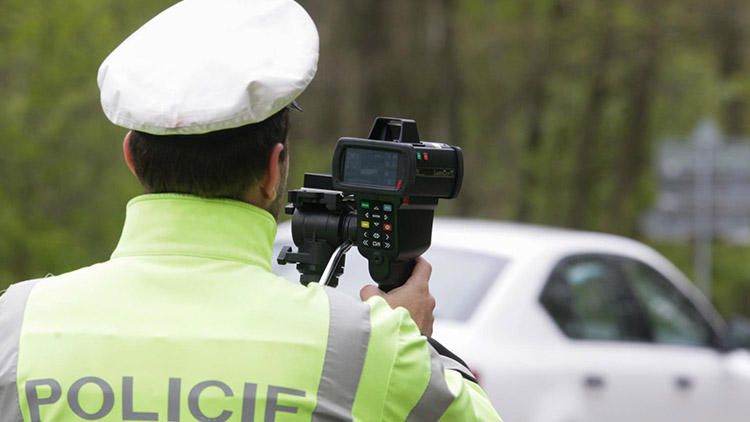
[260,143,286,201]
[123,131,137,177]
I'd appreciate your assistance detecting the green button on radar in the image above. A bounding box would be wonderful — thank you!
[361,201,370,209]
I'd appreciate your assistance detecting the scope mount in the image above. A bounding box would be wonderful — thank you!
[367,117,420,144]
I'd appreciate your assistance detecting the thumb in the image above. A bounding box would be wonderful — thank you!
[360,284,386,301]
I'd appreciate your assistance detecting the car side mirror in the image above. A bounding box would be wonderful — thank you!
[727,317,750,350]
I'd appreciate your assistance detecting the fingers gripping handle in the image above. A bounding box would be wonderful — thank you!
[370,259,417,292]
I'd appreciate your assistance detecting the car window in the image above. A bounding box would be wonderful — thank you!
[273,245,507,321]
[618,258,718,348]
[540,255,649,342]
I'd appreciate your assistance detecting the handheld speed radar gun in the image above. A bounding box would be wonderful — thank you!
[277,117,463,291]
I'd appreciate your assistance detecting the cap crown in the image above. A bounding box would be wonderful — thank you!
[98,0,318,135]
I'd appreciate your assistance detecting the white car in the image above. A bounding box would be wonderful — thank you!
[273,218,750,422]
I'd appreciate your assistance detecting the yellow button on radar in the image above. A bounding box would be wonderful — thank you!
[361,221,370,228]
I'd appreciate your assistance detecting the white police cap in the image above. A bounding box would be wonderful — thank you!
[97,0,318,135]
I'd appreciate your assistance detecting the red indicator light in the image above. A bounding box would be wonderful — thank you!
[396,179,402,189]
[423,153,429,161]
[471,369,481,385]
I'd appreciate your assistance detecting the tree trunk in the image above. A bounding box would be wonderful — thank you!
[607,0,663,235]
[515,0,568,222]
[566,1,616,229]
[713,0,747,135]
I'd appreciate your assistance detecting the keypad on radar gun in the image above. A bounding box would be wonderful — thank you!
[358,201,394,250]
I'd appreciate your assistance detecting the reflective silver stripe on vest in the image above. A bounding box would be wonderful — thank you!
[405,342,456,422]
[311,287,371,422]
[0,279,43,422]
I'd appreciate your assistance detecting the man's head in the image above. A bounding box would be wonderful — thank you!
[123,108,290,218]
[98,0,318,218]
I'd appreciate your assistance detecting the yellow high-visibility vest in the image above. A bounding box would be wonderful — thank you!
[0,194,501,421]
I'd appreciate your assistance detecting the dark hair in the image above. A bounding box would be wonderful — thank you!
[128,108,289,199]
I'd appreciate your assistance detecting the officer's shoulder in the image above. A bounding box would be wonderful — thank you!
[305,283,371,308]
[311,284,414,326]
[0,275,51,305]
[1,262,108,300]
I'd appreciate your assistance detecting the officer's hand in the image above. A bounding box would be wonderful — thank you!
[360,257,435,336]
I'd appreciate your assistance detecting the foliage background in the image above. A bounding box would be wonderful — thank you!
[1,0,749,318]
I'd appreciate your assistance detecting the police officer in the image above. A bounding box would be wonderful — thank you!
[0,1,502,421]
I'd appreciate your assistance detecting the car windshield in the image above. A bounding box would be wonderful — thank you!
[272,245,508,321]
